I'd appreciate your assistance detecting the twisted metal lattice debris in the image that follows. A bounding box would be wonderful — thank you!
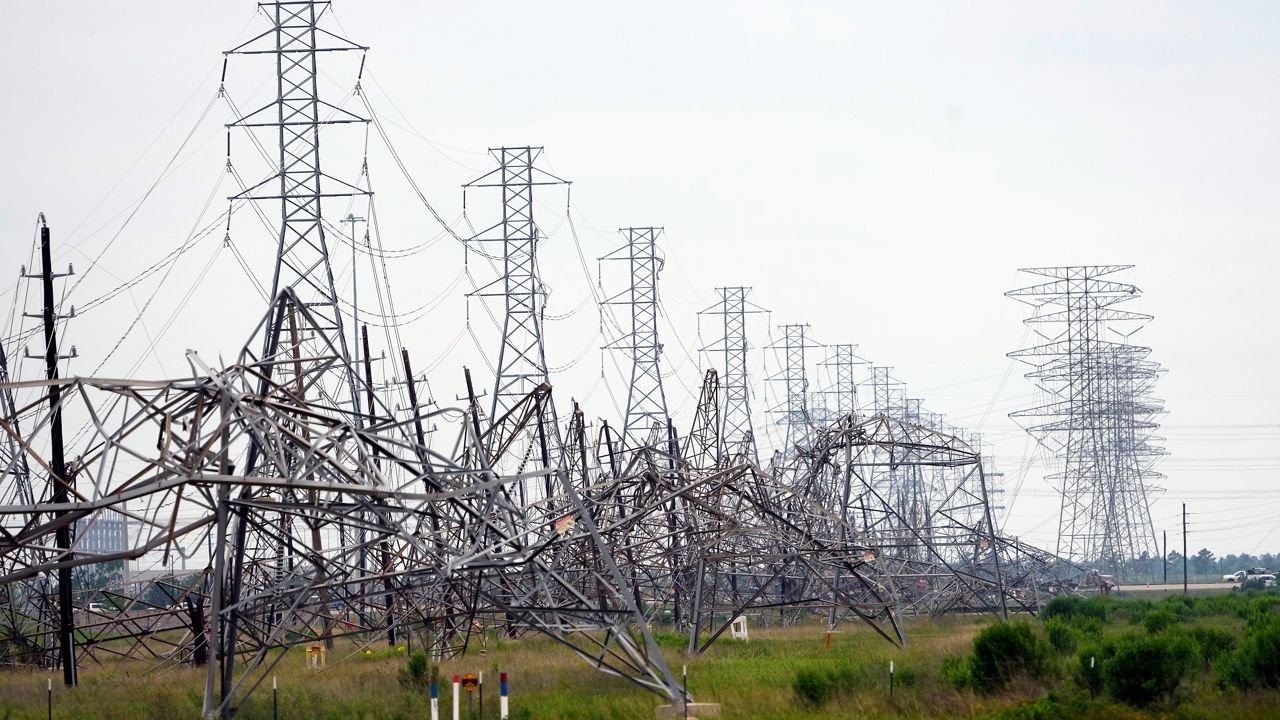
[1,4,1093,718]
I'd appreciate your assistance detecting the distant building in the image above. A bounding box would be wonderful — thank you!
[75,510,127,556]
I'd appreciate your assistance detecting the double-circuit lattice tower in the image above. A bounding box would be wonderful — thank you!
[228,0,369,399]
[817,344,867,422]
[768,323,816,461]
[1008,266,1164,575]
[603,227,669,447]
[464,147,568,426]
[700,287,764,463]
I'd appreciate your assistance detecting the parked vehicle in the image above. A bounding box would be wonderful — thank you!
[1224,569,1274,584]
[1230,573,1276,590]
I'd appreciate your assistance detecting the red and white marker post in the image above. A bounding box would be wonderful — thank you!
[499,672,510,720]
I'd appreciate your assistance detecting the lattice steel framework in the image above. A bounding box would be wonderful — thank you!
[699,287,763,464]
[464,147,567,426]
[1007,266,1164,576]
[603,227,668,447]
[227,0,368,401]
[817,344,867,423]
[769,324,815,459]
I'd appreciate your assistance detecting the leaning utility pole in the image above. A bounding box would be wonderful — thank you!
[24,216,78,685]
[699,287,765,463]
[463,147,568,431]
[603,227,669,448]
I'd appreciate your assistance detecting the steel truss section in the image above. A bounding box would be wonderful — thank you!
[0,290,687,716]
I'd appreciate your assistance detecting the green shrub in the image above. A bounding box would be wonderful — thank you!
[1115,598,1154,625]
[989,691,1147,720]
[1045,617,1078,655]
[397,650,433,692]
[1040,596,1077,622]
[1188,626,1236,663]
[1042,595,1107,625]
[1101,631,1199,707]
[940,653,971,689]
[970,621,1054,692]
[1142,608,1178,634]
[792,668,832,706]
[1218,616,1280,689]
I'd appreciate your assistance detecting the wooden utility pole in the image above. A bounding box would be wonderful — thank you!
[26,217,78,686]
[1182,504,1188,595]
[1162,530,1168,584]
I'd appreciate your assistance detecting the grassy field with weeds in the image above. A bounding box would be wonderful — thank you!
[4,591,1280,719]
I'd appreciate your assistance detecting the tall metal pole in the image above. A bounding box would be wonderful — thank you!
[32,218,77,686]
[1162,530,1167,584]
[25,217,78,681]
[346,213,366,415]
[1182,503,1188,595]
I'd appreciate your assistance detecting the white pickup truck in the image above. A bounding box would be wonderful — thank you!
[1224,569,1276,585]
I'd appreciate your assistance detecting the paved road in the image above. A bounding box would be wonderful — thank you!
[1117,582,1236,593]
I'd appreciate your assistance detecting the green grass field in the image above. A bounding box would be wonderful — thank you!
[5,593,1280,719]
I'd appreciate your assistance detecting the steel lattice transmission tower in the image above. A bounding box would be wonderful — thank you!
[227,0,368,396]
[1007,266,1165,575]
[603,227,669,447]
[464,147,568,426]
[768,323,816,459]
[817,344,867,422]
[699,287,765,463]
[869,366,904,418]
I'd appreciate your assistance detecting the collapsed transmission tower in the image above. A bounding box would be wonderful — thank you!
[1007,266,1165,576]
[699,287,764,464]
[602,227,669,448]
[464,147,568,427]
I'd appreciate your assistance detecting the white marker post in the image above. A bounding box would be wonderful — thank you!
[272,676,278,720]
[452,674,460,720]
[430,675,439,720]
[682,665,689,720]
[889,660,895,696]
[499,672,509,720]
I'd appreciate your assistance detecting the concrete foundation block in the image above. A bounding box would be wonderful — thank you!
[655,702,721,719]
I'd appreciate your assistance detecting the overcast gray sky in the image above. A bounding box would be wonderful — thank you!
[2,2,1278,557]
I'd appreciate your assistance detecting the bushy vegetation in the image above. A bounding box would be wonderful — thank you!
[1044,617,1078,655]
[940,620,1057,693]
[1101,631,1199,707]
[1217,615,1280,689]
[397,649,434,692]
[1041,596,1108,624]
[9,589,1280,720]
